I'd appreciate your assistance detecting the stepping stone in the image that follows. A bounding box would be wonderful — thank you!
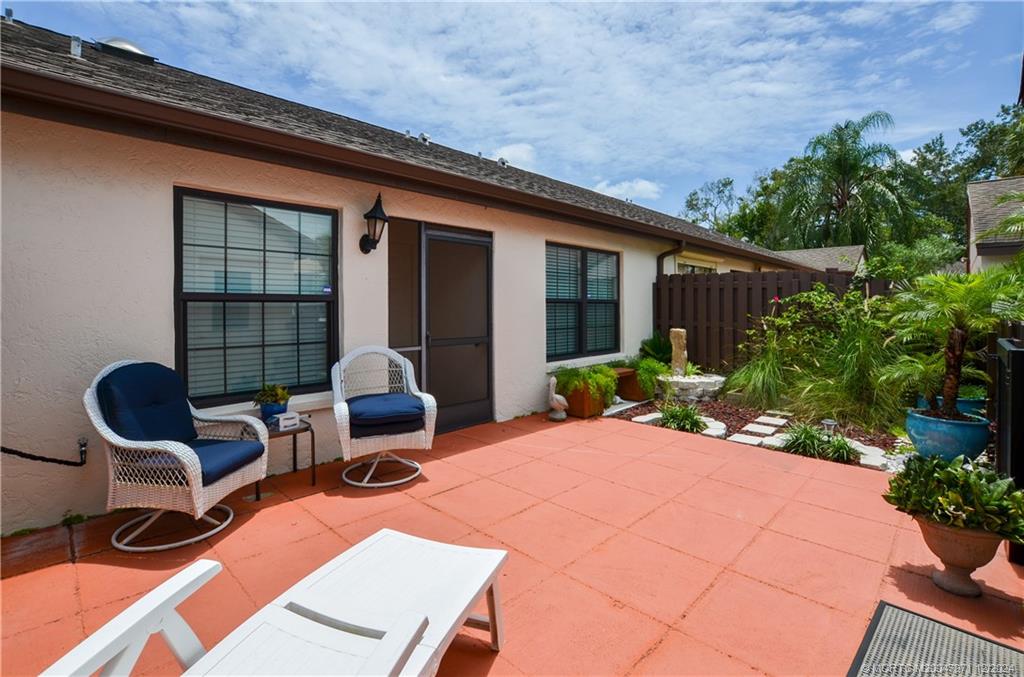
[632,413,662,424]
[754,416,789,427]
[860,455,887,470]
[760,435,789,450]
[741,423,777,435]
[700,427,727,439]
[766,409,795,417]
[849,440,886,457]
[699,416,726,430]
[727,433,765,446]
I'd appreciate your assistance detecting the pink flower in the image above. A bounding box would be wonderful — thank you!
[772,295,780,303]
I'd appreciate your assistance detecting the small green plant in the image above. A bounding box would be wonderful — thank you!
[253,383,290,405]
[825,435,859,464]
[61,512,86,527]
[725,324,785,409]
[553,365,619,407]
[633,357,671,399]
[6,527,37,537]
[782,423,827,458]
[684,362,702,376]
[658,403,707,433]
[639,332,673,364]
[884,455,1024,542]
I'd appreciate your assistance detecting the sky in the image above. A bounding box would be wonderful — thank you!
[7,1,1021,216]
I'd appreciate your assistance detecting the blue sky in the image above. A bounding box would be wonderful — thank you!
[7,2,1021,215]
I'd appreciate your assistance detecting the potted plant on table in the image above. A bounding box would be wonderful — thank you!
[884,454,1024,597]
[552,365,618,418]
[253,383,290,422]
[890,269,1023,460]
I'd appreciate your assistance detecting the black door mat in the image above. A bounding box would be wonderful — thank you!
[849,602,1023,677]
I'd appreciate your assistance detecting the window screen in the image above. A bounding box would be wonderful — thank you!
[176,190,338,404]
[545,243,619,360]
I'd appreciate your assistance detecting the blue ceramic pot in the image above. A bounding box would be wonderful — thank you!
[905,409,990,462]
[260,401,288,422]
[915,395,986,416]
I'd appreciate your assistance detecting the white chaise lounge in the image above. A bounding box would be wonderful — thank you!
[43,529,507,677]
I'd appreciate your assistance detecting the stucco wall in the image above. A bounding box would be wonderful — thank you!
[1,112,672,533]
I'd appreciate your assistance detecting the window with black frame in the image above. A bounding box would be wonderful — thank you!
[175,189,338,405]
[545,243,619,360]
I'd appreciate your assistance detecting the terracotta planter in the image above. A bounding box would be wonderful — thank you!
[914,516,1003,597]
[565,387,605,419]
[613,368,647,402]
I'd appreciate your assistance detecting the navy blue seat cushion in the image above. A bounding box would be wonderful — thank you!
[347,393,426,425]
[97,362,197,443]
[188,439,265,486]
[351,418,425,439]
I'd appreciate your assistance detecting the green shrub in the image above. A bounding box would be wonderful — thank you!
[553,365,619,407]
[724,326,785,409]
[884,455,1024,542]
[658,403,707,433]
[633,357,671,398]
[640,332,673,364]
[825,435,859,464]
[958,384,988,400]
[684,362,702,376]
[782,423,827,458]
[253,383,290,405]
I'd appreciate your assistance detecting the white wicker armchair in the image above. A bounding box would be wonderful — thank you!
[332,346,437,488]
[84,360,269,552]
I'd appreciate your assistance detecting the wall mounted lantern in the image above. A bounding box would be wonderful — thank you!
[360,193,389,254]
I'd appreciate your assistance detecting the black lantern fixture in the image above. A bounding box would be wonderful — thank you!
[360,193,388,254]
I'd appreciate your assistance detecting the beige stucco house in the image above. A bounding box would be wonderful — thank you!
[967,176,1024,271]
[0,20,806,532]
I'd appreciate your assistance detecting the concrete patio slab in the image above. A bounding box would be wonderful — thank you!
[2,414,1020,677]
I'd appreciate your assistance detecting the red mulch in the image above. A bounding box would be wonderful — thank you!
[613,399,899,451]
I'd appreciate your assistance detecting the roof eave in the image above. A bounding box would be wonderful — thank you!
[1,63,809,270]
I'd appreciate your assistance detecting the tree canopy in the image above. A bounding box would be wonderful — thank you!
[680,104,1024,264]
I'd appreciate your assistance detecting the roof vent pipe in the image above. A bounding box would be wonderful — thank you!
[497,157,508,168]
[3,8,13,22]
[418,132,431,145]
[70,36,82,58]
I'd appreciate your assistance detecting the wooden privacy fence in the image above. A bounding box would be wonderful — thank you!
[652,270,892,370]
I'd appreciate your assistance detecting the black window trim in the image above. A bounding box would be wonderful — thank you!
[174,186,340,407]
[545,241,621,362]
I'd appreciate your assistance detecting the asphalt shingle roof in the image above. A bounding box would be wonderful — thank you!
[968,176,1024,245]
[0,19,802,268]
[774,245,865,272]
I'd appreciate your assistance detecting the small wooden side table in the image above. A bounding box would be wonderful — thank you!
[251,419,316,501]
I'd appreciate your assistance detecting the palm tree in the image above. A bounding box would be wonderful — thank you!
[891,268,1024,418]
[778,111,904,251]
[976,191,1024,242]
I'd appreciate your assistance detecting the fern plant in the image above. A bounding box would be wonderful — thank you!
[658,403,706,433]
[553,365,618,407]
[639,332,673,364]
[633,357,671,399]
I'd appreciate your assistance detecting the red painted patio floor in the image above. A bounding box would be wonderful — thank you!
[2,415,1021,675]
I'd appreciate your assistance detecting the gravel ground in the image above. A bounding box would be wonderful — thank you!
[612,399,900,452]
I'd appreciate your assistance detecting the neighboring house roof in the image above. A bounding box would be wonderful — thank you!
[773,245,865,273]
[0,20,809,271]
[968,175,1024,249]
[938,259,967,274]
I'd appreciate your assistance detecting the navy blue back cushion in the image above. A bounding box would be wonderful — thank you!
[96,362,198,443]
[347,393,425,425]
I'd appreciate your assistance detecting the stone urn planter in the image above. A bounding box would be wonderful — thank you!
[914,516,1003,597]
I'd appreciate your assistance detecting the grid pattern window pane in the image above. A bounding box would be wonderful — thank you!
[178,190,336,402]
[586,304,617,352]
[546,302,578,357]
[545,246,580,300]
[586,251,618,300]
[545,243,619,359]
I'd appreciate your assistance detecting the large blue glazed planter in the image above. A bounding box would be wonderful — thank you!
[259,401,289,422]
[915,395,986,417]
[905,409,990,461]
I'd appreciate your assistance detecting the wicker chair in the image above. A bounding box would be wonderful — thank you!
[84,360,269,552]
[332,346,437,488]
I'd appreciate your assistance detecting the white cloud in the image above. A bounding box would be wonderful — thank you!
[926,2,980,34]
[592,178,663,201]
[491,143,537,171]
[898,148,917,162]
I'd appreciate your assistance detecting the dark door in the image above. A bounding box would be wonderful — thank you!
[425,228,493,432]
